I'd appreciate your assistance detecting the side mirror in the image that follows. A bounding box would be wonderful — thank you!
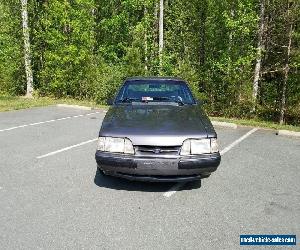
[106,98,114,106]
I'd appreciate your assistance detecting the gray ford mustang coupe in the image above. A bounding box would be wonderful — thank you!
[95,77,221,182]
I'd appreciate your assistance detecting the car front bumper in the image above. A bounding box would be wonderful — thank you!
[95,151,221,182]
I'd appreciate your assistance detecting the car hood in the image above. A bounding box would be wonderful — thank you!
[100,104,217,146]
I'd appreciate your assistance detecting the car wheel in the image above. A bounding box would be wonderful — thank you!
[185,179,202,189]
[97,165,106,176]
[201,174,211,179]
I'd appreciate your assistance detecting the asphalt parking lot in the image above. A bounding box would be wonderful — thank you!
[0,106,299,249]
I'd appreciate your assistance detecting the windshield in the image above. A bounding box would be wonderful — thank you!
[115,80,195,105]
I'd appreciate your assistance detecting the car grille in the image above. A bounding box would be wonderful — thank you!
[135,145,180,156]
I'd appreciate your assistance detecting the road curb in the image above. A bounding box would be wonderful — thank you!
[56,104,92,110]
[276,130,300,138]
[211,121,238,129]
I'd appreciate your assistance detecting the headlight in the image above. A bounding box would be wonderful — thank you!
[180,138,219,155]
[97,137,134,154]
[210,138,218,153]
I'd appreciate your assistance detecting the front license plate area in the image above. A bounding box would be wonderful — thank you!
[136,159,178,170]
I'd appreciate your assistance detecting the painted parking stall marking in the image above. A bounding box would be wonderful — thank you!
[0,111,101,133]
[163,183,184,198]
[35,127,258,194]
[37,138,98,159]
[220,128,258,155]
[163,128,259,198]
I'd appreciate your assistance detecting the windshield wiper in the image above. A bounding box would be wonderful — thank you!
[153,97,185,106]
[175,99,185,106]
[153,97,171,101]
[118,97,140,103]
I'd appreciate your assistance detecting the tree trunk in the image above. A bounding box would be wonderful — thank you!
[199,0,207,66]
[20,0,34,98]
[151,2,159,66]
[252,0,265,104]
[158,0,164,74]
[279,22,293,125]
[144,6,148,72]
[228,6,234,75]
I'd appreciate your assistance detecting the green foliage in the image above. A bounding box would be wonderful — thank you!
[29,0,96,98]
[0,1,24,95]
[0,0,299,125]
[0,94,106,112]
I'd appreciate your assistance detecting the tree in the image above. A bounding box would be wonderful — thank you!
[159,0,164,73]
[252,0,265,106]
[279,21,292,125]
[198,0,207,67]
[0,1,24,95]
[0,0,299,126]
[20,0,33,98]
[279,0,298,125]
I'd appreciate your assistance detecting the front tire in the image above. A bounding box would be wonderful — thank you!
[97,165,106,176]
[201,174,211,179]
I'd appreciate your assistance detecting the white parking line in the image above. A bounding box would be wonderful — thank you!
[163,183,184,198]
[0,111,101,133]
[163,128,259,198]
[220,128,258,156]
[36,138,98,159]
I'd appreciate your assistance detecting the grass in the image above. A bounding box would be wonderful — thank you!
[1,94,299,132]
[210,116,300,132]
[0,95,107,112]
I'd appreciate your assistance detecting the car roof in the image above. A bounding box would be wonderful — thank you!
[125,76,185,83]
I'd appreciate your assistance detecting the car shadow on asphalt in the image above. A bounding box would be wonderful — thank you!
[93,168,201,192]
